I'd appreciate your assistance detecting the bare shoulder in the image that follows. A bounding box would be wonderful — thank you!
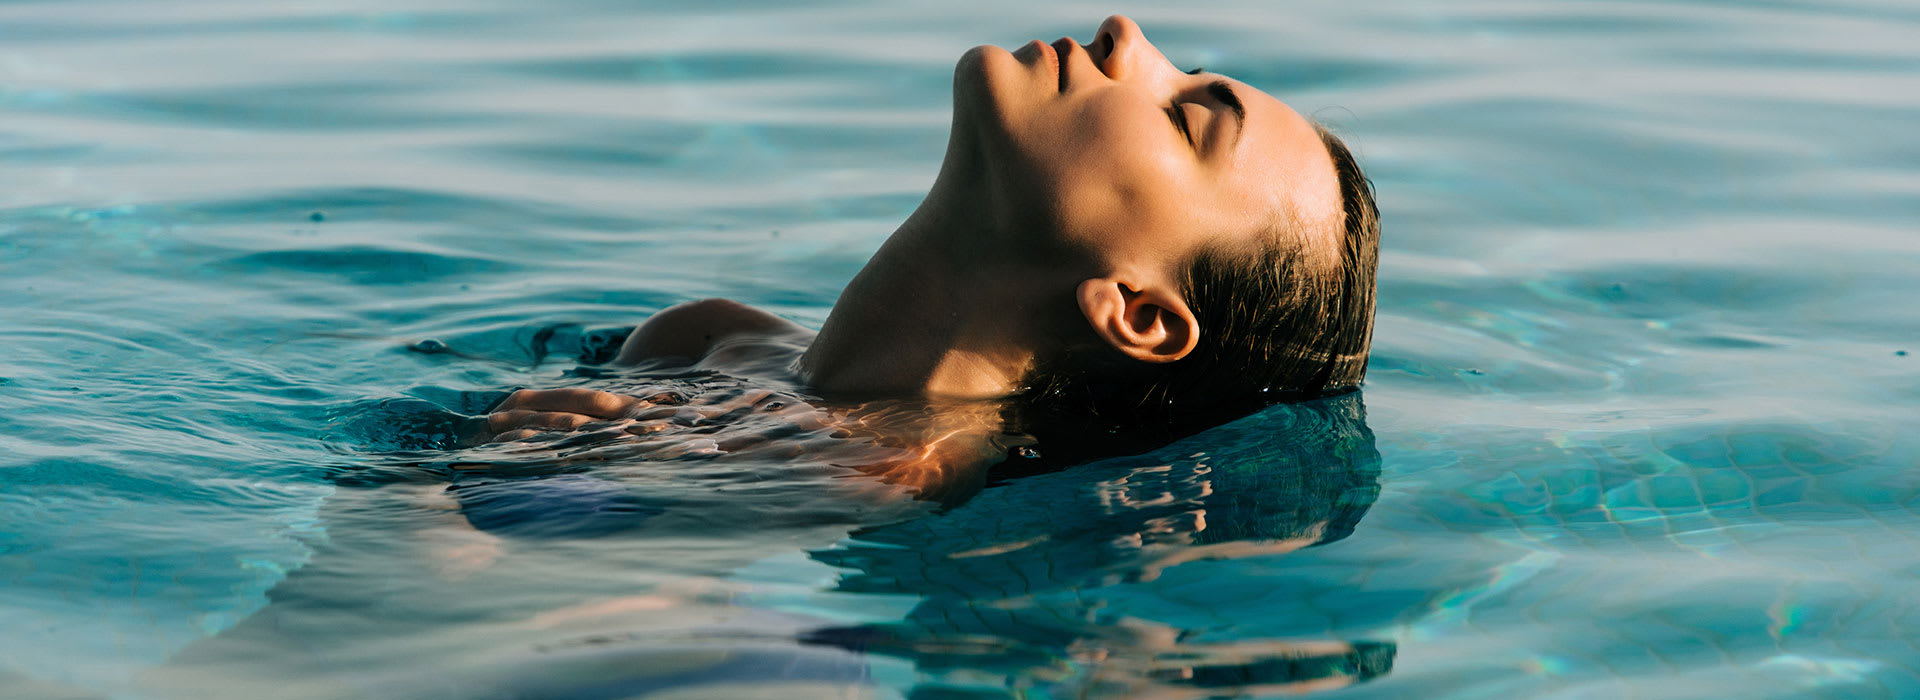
[612,298,814,366]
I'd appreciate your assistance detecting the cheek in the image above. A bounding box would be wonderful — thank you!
[1038,105,1178,183]
[1010,94,1160,168]
[1051,113,1196,230]
[991,93,1202,245]
[1060,97,1174,162]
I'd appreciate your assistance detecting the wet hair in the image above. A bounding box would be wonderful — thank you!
[1008,125,1379,460]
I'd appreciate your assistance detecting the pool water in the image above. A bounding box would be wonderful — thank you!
[3,0,1918,697]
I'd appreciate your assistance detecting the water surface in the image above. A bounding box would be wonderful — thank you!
[3,0,1918,697]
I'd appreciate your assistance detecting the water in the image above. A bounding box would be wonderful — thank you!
[3,0,1917,697]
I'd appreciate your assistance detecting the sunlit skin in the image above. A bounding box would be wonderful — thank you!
[482,15,1345,483]
[801,14,1341,398]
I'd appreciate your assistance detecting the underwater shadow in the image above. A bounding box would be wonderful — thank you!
[804,392,1393,698]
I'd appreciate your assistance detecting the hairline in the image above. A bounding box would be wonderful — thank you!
[1179,120,1374,383]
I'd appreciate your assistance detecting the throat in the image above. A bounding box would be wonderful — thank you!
[797,246,1054,400]
[795,172,1076,401]
[798,303,1039,400]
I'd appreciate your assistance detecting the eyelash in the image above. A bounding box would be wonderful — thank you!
[1167,102,1194,146]
[1168,68,1204,145]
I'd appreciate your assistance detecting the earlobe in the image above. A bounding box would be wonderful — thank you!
[1076,278,1199,364]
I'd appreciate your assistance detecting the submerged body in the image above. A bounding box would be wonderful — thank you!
[475,298,1021,505]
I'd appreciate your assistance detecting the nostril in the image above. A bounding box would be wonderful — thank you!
[1091,31,1116,74]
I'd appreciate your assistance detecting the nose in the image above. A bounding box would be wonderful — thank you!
[1090,14,1170,81]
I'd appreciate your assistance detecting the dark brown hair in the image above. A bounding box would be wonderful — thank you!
[1007,125,1380,459]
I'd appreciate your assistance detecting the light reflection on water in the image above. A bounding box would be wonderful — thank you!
[2,0,1918,697]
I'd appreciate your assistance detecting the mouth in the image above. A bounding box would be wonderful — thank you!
[1017,39,1062,92]
[1050,37,1075,93]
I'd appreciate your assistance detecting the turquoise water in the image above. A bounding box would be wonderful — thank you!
[4,0,1918,697]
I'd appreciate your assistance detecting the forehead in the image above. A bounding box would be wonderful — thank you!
[1216,80,1341,248]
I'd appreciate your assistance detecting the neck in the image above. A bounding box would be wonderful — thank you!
[798,166,1080,400]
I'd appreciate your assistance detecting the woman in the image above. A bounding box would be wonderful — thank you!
[476,15,1380,494]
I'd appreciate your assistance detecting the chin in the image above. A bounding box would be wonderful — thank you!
[951,45,1001,113]
[949,44,1025,142]
[939,43,1053,205]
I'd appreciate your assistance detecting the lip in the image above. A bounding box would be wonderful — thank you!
[1049,37,1076,92]
[1020,39,1060,88]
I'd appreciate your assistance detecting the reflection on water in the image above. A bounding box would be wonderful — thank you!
[806,394,1391,697]
[5,0,1920,697]
[147,368,1390,699]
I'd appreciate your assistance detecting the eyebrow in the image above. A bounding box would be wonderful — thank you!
[1207,80,1247,150]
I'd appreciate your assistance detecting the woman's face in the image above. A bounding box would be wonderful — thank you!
[954,15,1341,273]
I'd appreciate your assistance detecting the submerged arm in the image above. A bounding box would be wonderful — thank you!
[476,299,1016,502]
[613,298,812,365]
[480,299,814,442]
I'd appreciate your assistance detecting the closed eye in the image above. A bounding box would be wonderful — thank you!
[1170,67,1207,147]
[1167,103,1194,147]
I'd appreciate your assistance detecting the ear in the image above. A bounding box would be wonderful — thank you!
[1076,277,1200,363]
